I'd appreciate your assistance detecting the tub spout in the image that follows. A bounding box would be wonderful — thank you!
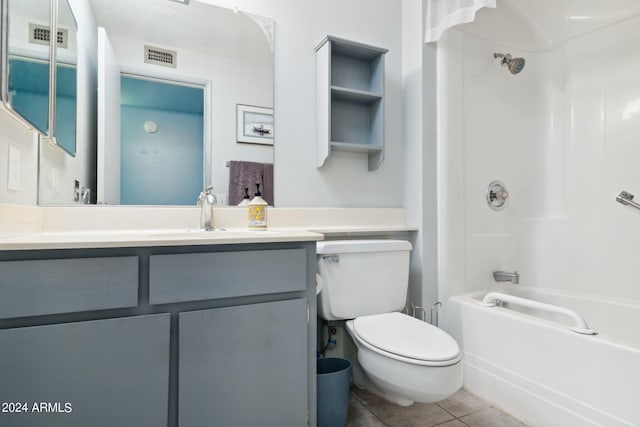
[493,271,519,284]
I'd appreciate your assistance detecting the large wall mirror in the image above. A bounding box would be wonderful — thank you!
[89,0,274,206]
[1,0,274,206]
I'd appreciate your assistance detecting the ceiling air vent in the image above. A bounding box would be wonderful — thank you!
[144,45,177,68]
[29,23,68,48]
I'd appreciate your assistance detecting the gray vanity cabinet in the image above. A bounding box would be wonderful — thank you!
[0,314,171,427]
[0,241,317,427]
[179,299,308,427]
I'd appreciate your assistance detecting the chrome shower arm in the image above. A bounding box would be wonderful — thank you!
[493,52,509,65]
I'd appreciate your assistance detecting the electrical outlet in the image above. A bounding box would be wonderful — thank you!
[215,193,227,206]
[7,145,20,192]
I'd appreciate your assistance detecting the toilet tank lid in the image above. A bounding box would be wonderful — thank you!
[317,240,412,254]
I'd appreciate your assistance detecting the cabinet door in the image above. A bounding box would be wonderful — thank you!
[0,314,170,427]
[179,299,308,427]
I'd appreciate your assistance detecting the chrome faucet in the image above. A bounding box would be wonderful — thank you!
[197,186,217,231]
[493,270,519,284]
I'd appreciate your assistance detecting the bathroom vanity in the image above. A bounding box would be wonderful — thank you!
[0,232,320,427]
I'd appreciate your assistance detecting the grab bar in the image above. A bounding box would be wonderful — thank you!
[479,292,597,335]
[616,191,640,211]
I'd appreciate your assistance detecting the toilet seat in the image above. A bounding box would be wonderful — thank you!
[350,312,461,367]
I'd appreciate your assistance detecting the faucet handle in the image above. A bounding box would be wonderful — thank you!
[197,186,217,204]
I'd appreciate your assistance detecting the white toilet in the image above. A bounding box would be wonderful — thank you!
[316,240,462,406]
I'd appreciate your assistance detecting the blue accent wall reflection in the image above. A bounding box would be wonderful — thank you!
[120,77,204,205]
[8,58,77,155]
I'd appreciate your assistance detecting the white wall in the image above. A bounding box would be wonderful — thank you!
[401,0,439,311]
[438,1,640,313]
[0,110,39,204]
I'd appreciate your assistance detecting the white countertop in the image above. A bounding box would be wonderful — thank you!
[0,205,417,250]
[0,228,325,250]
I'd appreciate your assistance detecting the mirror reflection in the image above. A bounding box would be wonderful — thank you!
[5,0,51,135]
[53,0,78,156]
[119,75,204,205]
[46,0,274,206]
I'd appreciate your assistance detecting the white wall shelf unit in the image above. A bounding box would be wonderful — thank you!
[316,36,388,171]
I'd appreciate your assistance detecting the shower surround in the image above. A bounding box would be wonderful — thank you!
[436,0,640,425]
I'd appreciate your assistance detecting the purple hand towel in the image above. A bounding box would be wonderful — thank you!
[228,161,274,206]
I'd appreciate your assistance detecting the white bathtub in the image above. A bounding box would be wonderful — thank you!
[447,287,640,427]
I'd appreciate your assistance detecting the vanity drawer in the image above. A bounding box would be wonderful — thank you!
[149,249,307,304]
[0,256,139,319]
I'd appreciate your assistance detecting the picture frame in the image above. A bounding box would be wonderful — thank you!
[236,104,274,145]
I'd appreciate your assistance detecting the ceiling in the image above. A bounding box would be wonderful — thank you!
[460,0,640,52]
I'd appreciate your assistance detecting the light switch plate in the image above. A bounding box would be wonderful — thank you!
[7,145,20,192]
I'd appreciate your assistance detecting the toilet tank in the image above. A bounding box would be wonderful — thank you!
[316,240,412,321]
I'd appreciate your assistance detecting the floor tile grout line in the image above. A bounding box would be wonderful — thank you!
[350,388,396,425]
[430,419,460,427]
[350,391,390,427]
[359,400,389,427]
[369,407,390,427]
[352,389,527,427]
[435,401,491,420]
[434,402,458,418]
[351,388,366,405]
[361,405,393,426]
[359,398,458,427]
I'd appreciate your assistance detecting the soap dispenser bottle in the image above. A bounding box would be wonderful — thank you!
[248,183,267,230]
[237,187,251,207]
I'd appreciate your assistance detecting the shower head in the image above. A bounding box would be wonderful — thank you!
[493,53,525,74]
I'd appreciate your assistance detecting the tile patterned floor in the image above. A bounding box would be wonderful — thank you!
[346,387,528,427]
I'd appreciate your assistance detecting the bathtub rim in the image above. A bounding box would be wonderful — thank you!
[449,291,640,353]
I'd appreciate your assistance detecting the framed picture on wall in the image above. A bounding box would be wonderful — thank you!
[236,104,274,145]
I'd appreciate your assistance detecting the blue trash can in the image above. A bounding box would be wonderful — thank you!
[317,357,352,427]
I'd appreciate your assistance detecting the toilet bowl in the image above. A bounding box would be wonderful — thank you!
[316,240,463,405]
[345,312,462,406]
